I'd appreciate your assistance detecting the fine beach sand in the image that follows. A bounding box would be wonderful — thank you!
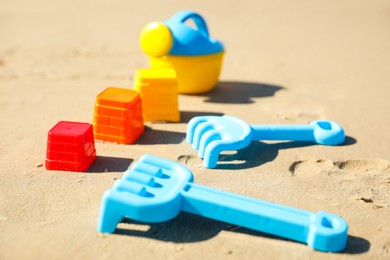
[1,0,390,259]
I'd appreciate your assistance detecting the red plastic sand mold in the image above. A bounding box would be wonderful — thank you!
[45,121,97,172]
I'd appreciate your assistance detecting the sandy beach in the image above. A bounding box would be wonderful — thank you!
[1,0,390,259]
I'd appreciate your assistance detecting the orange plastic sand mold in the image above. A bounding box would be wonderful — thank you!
[93,87,144,144]
[134,68,180,122]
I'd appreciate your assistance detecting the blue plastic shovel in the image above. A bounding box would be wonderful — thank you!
[186,115,345,168]
[97,155,348,252]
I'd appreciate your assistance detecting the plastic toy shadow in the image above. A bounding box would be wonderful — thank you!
[180,111,224,123]
[201,81,284,104]
[87,156,133,173]
[136,111,225,145]
[136,127,186,145]
[212,136,357,170]
[114,212,369,254]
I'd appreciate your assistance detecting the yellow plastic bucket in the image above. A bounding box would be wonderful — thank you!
[149,52,224,94]
[140,11,224,94]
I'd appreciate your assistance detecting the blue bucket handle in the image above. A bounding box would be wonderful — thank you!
[169,11,209,37]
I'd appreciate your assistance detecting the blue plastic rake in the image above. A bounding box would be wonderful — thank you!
[186,115,346,168]
[97,155,348,252]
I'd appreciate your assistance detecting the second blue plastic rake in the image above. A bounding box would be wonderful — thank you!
[97,154,348,252]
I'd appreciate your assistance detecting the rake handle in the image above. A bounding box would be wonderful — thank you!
[180,183,348,252]
[250,125,316,142]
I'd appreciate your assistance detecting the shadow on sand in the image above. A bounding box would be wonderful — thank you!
[114,212,369,254]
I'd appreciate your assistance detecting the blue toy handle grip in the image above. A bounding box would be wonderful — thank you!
[181,183,348,252]
[251,125,315,141]
[170,10,209,37]
[250,120,345,146]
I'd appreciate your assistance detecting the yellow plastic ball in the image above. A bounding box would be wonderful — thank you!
[139,22,173,57]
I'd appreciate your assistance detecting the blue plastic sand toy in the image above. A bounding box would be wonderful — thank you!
[97,154,348,252]
[186,115,346,168]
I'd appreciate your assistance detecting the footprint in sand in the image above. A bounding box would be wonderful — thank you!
[176,154,202,166]
[289,158,390,175]
[334,159,389,173]
[288,158,390,208]
[383,241,390,257]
